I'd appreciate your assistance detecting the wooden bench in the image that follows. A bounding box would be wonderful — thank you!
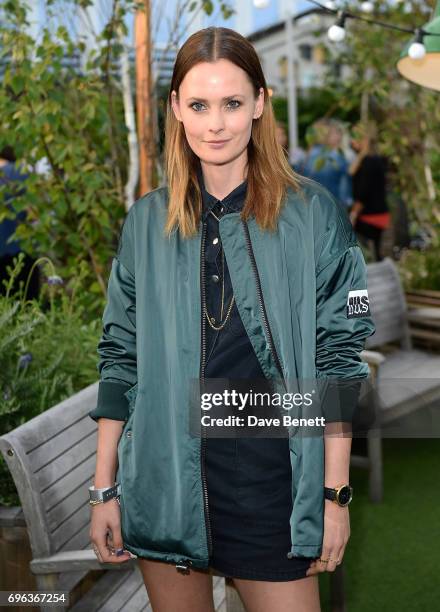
[0,384,228,611]
[356,257,440,503]
[406,306,440,349]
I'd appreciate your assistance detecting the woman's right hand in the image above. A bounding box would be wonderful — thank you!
[89,498,133,564]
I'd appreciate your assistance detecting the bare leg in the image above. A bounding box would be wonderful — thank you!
[137,558,215,612]
[232,574,320,612]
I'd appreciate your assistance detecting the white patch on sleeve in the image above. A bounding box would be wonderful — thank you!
[346,289,371,318]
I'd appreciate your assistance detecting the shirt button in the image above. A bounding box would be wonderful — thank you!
[210,316,216,325]
[213,237,219,245]
[220,206,224,212]
[212,274,220,283]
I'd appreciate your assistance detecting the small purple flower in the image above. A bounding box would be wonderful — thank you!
[47,275,64,286]
[18,353,33,368]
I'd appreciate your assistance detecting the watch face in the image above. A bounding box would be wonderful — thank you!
[338,486,352,505]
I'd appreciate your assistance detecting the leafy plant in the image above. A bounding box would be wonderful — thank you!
[398,242,440,292]
[0,0,140,319]
[0,254,101,506]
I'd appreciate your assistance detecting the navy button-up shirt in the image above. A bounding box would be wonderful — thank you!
[196,164,293,537]
[196,161,267,381]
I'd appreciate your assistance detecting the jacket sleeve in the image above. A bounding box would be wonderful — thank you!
[88,209,137,422]
[314,193,376,423]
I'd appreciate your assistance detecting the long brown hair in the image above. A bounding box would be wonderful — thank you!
[164,26,304,239]
[352,120,379,155]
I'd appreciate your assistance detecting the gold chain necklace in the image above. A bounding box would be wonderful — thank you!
[204,209,235,331]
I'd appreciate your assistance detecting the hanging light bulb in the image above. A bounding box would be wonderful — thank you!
[408,29,426,60]
[328,11,347,42]
[253,0,270,8]
[360,2,374,13]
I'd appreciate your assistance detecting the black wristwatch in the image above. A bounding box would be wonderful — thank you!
[324,484,353,507]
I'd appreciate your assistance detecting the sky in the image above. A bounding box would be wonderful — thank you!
[24,0,320,47]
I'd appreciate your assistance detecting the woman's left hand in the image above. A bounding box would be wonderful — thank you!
[306,500,350,576]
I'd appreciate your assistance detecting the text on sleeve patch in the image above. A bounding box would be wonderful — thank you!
[346,289,371,318]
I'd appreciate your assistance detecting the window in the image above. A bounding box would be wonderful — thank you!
[298,44,312,61]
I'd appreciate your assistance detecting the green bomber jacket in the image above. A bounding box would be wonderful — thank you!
[89,176,376,570]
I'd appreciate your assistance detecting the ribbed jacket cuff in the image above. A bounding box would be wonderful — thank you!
[88,381,131,422]
[321,379,363,423]
[290,544,322,558]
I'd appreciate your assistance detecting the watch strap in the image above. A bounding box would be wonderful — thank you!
[324,486,338,502]
[89,483,121,505]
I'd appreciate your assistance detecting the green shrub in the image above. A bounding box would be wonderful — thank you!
[398,243,440,292]
[0,254,101,506]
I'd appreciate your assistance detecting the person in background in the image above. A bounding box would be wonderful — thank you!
[297,118,352,209]
[0,146,39,299]
[348,121,390,261]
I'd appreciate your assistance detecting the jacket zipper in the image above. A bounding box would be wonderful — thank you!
[241,219,287,393]
[242,218,294,560]
[175,221,213,574]
[199,220,214,559]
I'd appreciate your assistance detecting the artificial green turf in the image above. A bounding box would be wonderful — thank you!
[319,437,440,612]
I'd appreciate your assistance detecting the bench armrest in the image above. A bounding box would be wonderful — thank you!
[360,349,386,368]
[30,549,136,574]
[0,506,26,528]
[407,307,440,324]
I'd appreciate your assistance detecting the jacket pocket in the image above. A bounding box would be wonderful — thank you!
[123,382,138,413]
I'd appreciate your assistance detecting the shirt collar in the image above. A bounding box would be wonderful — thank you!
[196,159,247,221]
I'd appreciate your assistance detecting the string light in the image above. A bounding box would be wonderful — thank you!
[306,0,440,90]
[307,0,437,40]
[408,28,426,60]
[327,11,348,42]
[253,0,270,8]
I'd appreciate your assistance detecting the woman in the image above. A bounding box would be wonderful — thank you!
[88,27,375,611]
[298,118,353,210]
[348,121,390,261]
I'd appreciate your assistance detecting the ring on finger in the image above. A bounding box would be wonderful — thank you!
[93,546,101,558]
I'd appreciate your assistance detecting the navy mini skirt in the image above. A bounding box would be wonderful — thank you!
[205,434,315,581]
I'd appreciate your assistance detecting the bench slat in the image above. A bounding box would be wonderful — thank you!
[366,257,411,350]
[29,418,96,474]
